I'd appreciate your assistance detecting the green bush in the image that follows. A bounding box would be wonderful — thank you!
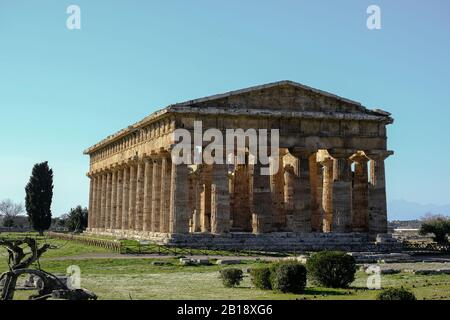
[419,215,450,244]
[377,287,417,300]
[250,267,272,290]
[306,251,356,288]
[219,268,244,288]
[270,262,307,293]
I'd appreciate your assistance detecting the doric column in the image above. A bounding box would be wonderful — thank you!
[191,174,202,232]
[135,161,145,231]
[320,158,334,232]
[160,156,171,233]
[121,166,130,231]
[211,164,231,234]
[115,168,123,230]
[143,159,153,231]
[329,149,354,233]
[87,175,95,230]
[309,153,323,232]
[100,172,107,229]
[110,170,117,230]
[350,152,370,232]
[128,163,137,231]
[169,163,190,234]
[94,174,102,229]
[284,165,295,231]
[151,158,162,232]
[290,148,314,233]
[251,162,273,234]
[367,150,393,237]
[200,165,212,232]
[105,171,112,230]
[233,164,251,231]
[270,153,285,230]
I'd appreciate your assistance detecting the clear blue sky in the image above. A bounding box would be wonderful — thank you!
[0,1,449,217]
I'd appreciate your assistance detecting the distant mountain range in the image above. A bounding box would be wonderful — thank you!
[388,199,450,221]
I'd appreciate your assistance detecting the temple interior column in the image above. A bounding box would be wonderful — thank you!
[232,164,251,231]
[290,149,313,233]
[309,153,323,232]
[110,170,117,230]
[143,159,153,231]
[350,152,369,232]
[189,170,201,232]
[151,158,162,232]
[200,165,212,232]
[211,164,231,234]
[284,165,295,231]
[169,163,190,234]
[270,152,285,231]
[115,168,123,230]
[135,161,145,231]
[160,156,171,233]
[367,150,392,237]
[251,162,273,234]
[128,164,137,231]
[329,149,354,233]
[121,166,130,231]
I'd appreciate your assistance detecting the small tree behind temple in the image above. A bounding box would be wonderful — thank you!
[419,214,450,244]
[25,162,54,235]
[65,206,88,232]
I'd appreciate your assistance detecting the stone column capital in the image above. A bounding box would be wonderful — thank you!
[289,147,316,158]
[350,151,370,164]
[365,150,394,161]
[327,148,357,159]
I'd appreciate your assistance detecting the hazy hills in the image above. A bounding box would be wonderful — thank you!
[388,199,450,221]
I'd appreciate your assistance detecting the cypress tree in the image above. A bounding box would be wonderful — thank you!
[25,161,54,235]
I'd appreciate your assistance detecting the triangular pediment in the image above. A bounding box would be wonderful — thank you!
[174,81,382,115]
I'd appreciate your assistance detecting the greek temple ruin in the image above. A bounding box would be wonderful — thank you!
[84,81,395,250]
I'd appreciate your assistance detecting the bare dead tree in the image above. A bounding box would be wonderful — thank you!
[0,237,96,300]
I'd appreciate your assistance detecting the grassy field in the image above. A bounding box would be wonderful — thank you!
[1,232,450,300]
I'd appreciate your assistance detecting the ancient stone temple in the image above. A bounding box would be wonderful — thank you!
[84,81,395,251]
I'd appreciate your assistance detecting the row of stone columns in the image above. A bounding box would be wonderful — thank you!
[87,153,190,234]
[186,148,390,236]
